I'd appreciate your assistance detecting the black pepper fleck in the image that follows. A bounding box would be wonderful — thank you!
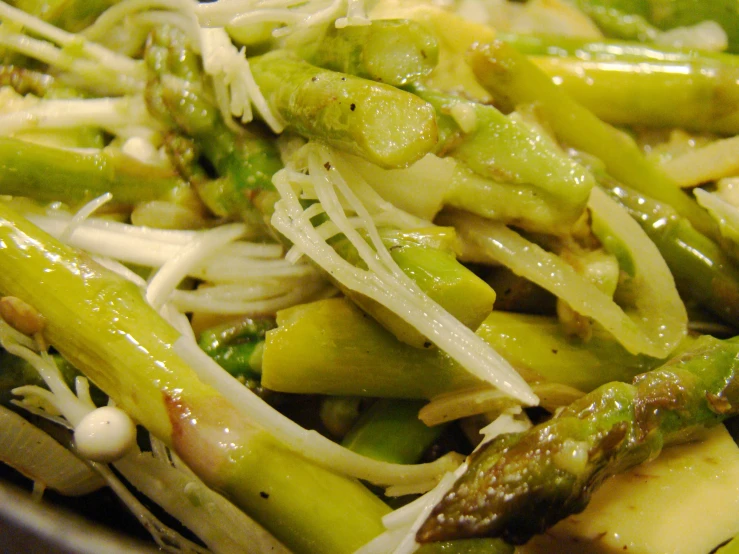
[260,491,270,499]
[350,103,356,111]
[324,162,332,170]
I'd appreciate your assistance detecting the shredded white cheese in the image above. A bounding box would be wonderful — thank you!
[271,144,538,406]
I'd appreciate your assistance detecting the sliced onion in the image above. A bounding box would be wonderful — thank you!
[419,387,518,426]
[0,405,104,496]
[115,452,291,554]
[447,196,686,359]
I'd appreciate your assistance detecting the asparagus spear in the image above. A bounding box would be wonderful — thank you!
[9,0,117,32]
[528,56,739,134]
[298,19,439,87]
[249,50,438,169]
[0,203,389,554]
[499,32,739,66]
[416,87,594,232]
[360,229,497,346]
[261,297,665,398]
[342,399,445,465]
[499,32,739,130]
[145,26,282,230]
[197,316,274,379]
[467,40,717,240]
[416,333,739,544]
[600,178,739,327]
[569,0,739,53]
[147,27,494,346]
[565,0,661,42]
[0,136,185,206]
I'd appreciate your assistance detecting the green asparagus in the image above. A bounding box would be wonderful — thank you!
[147,26,496,348]
[416,334,739,544]
[568,0,739,53]
[499,32,739,66]
[249,50,438,169]
[329,226,498,348]
[467,40,717,240]
[342,399,445,464]
[529,56,739,134]
[0,137,186,206]
[145,26,282,231]
[600,178,739,327]
[298,19,439,87]
[261,298,666,398]
[565,0,661,41]
[415,87,593,232]
[8,0,117,32]
[0,202,390,554]
[197,316,274,379]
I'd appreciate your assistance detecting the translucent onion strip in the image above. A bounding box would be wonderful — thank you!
[418,387,518,427]
[0,405,104,496]
[115,452,291,554]
[448,206,685,358]
[662,135,739,188]
[695,188,739,247]
[82,0,201,48]
[356,464,469,554]
[92,462,211,554]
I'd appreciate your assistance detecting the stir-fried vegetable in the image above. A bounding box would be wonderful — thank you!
[1,1,739,553]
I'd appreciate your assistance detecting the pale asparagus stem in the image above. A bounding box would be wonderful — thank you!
[0,203,389,554]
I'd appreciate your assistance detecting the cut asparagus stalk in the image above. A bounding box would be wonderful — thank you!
[261,298,666,398]
[342,399,445,465]
[0,203,389,554]
[601,179,739,327]
[250,50,438,169]
[417,334,739,544]
[529,56,739,134]
[145,25,282,230]
[467,40,716,241]
[416,87,593,233]
[299,19,439,87]
[0,137,185,206]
